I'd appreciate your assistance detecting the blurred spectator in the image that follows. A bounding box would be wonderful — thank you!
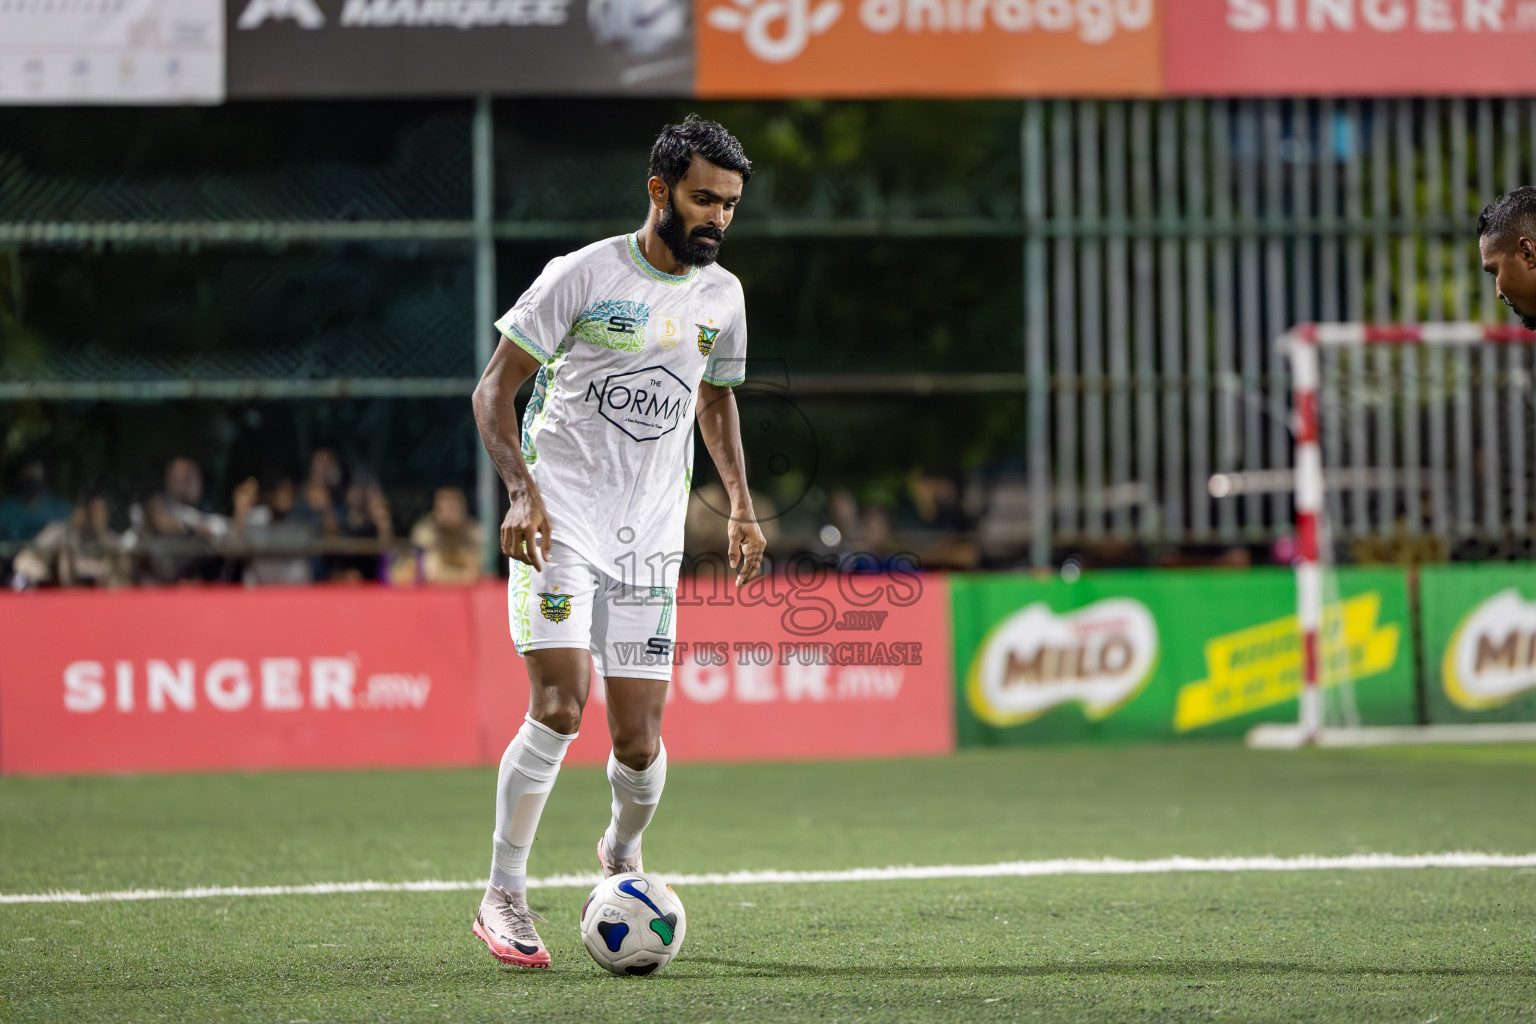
[136,456,230,583]
[409,487,483,584]
[232,473,321,586]
[330,478,394,582]
[11,494,130,588]
[0,458,72,543]
[305,447,347,520]
[896,472,981,570]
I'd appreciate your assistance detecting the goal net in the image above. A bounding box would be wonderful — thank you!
[1251,322,1536,748]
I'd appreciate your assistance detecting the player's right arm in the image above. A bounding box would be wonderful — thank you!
[477,252,588,569]
[472,336,552,569]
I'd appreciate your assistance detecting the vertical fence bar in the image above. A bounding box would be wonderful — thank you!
[1106,102,1134,538]
[1024,101,1051,566]
[1211,100,1239,540]
[1371,98,1394,534]
[1237,101,1264,535]
[1317,99,1346,539]
[1079,102,1106,539]
[1443,99,1480,540]
[1395,99,1421,535]
[1506,99,1528,538]
[1159,102,1185,539]
[472,95,500,572]
[1344,100,1368,537]
[1052,102,1080,542]
[1424,98,1450,538]
[1132,102,1160,541]
[1186,99,1211,540]
[1263,99,1289,534]
[1477,98,1501,538]
[1450,99,1476,538]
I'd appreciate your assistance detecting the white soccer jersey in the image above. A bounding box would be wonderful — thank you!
[494,233,748,590]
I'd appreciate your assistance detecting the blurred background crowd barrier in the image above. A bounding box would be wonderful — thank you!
[5,562,1536,774]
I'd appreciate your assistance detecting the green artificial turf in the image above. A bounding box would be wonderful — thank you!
[3,743,1536,1022]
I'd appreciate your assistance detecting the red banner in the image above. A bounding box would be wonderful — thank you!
[1164,0,1536,94]
[474,569,954,765]
[0,573,954,775]
[0,587,479,775]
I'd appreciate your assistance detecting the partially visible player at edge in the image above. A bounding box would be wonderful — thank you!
[1478,186,1536,331]
[468,115,766,968]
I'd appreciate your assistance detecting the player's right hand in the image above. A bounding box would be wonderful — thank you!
[502,481,552,570]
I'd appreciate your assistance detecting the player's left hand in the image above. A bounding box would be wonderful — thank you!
[728,511,766,586]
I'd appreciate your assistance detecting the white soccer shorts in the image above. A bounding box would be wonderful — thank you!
[508,541,677,682]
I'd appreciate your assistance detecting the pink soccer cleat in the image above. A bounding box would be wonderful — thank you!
[473,886,551,968]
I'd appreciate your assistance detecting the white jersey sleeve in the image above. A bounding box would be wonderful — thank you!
[493,255,586,365]
[701,277,748,387]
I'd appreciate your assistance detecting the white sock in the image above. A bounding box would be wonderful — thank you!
[488,714,576,896]
[604,741,667,859]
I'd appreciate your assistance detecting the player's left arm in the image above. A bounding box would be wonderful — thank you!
[697,380,765,586]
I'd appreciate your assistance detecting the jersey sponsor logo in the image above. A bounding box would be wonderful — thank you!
[657,314,683,350]
[538,593,573,622]
[583,365,694,442]
[696,323,720,356]
[574,299,651,353]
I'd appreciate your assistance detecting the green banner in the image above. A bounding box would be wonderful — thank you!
[1420,564,1536,724]
[950,568,1415,746]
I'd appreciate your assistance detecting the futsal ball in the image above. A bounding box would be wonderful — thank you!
[579,872,687,976]
[586,0,688,56]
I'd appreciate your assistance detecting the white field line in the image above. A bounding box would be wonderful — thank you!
[5,852,1536,906]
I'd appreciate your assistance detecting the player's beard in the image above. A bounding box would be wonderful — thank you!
[1504,296,1536,331]
[656,196,725,267]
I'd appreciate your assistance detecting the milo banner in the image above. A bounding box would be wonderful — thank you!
[951,567,1413,745]
[1420,564,1536,724]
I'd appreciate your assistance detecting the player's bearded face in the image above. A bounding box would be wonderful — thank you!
[657,192,725,267]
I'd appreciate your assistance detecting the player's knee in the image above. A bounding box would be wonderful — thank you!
[610,729,660,771]
[529,700,583,738]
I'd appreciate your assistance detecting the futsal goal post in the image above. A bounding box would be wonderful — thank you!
[1250,322,1536,749]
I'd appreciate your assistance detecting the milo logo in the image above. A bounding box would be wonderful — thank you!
[1442,589,1536,710]
[967,598,1158,726]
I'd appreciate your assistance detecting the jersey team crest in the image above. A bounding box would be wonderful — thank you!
[538,592,572,622]
[696,324,720,356]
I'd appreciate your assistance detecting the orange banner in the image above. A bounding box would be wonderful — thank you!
[696,0,1162,97]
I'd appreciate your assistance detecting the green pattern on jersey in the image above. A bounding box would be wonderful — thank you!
[511,560,535,652]
[649,586,675,637]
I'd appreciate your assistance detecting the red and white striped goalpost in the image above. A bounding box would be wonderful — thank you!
[1282,322,1536,744]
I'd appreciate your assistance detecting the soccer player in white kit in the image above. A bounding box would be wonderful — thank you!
[469,115,766,968]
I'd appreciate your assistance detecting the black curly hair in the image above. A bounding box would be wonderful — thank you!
[648,114,753,188]
[1478,186,1536,248]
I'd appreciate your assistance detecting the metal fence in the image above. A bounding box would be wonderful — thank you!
[2,98,1531,566]
[1022,97,1530,564]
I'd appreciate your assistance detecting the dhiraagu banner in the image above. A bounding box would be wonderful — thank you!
[1420,564,1536,724]
[950,568,1413,745]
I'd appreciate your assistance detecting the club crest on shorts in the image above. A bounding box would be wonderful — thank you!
[538,593,572,623]
[696,324,720,357]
